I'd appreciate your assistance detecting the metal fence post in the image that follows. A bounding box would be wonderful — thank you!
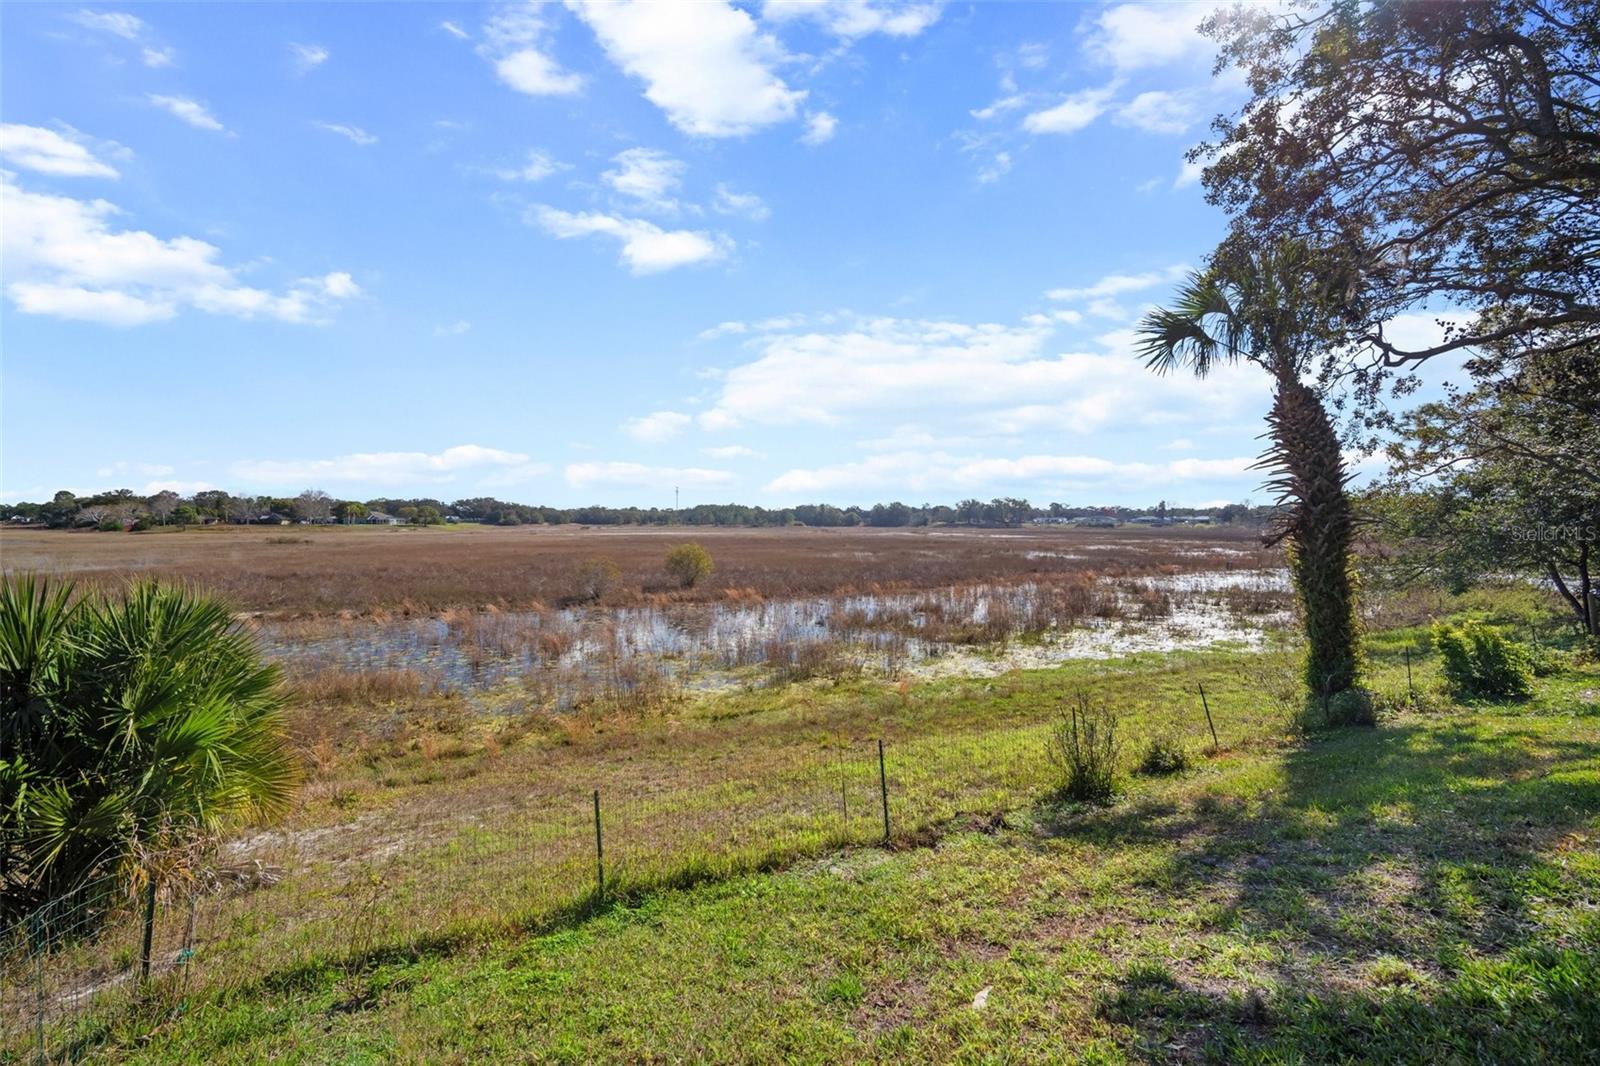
[838,744,848,826]
[877,739,890,844]
[32,912,47,1066]
[1198,683,1219,749]
[592,789,604,904]
[1404,647,1415,702]
[139,876,158,984]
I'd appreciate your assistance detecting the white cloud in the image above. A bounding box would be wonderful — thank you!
[703,444,762,459]
[569,0,804,137]
[1087,2,1221,73]
[1174,155,1205,188]
[976,151,1011,184]
[481,6,584,96]
[603,148,685,211]
[493,149,563,182]
[2,173,359,327]
[497,48,585,95]
[291,42,330,73]
[314,121,378,146]
[147,95,226,133]
[712,183,770,220]
[764,449,1255,497]
[698,320,749,340]
[970,94,1027,122]
[566,461,733,489]
[433,320,472,337]
[625,410,693,442]
[699,311,1266,434]
[1115,89,1202,134]
[0,124,120,179]
[801,111,838,145]
[319,272,361,299]
[142,479,217,496]
[531,206,731,274]
[1046,263,1189,302]
[440,20,469,40]
[233,445,536,486]
[96,460,175,479]
[761,1,942,39]
[71,9,144,40]
[1022,86,1115,135]
[72,9,176,65]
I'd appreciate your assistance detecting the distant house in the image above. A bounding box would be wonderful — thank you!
[365,510,402,525]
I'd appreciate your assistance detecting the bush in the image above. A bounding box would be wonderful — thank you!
[1433,619,1534,700]
[1048,691,1121,803]
[1137,734,1190,776]
[1524,643,1568,678]
[573,558,620,603]
[664,542,714,588]
[1321,686,1377,727]
[0,576,298,922]
[96,517,122,532]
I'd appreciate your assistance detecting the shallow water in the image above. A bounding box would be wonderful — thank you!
[256,569,1292,703]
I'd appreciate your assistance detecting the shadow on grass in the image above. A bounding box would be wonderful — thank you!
[1038,715,1600,1061]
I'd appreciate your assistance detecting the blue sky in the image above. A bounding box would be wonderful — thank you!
[0,2,1454,508]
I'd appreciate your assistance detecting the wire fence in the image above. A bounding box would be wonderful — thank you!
[2,696,1231,1062]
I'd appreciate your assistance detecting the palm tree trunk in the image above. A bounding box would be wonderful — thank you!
[1264,370,1361,698]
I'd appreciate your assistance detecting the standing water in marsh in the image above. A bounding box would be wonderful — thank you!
[255,570,1292,705]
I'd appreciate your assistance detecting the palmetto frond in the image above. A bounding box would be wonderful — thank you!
[1,576,298,920]
[1136,270,1249,377]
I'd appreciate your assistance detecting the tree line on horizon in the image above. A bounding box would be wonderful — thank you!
[0,489,1273,532]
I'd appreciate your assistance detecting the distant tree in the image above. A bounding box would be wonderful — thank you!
[334,501,368,525]
[1139,245,1362,703]
[868,502,913,527]
[193,490,232,518]
[664,542,714,588]
[294,489,333,524]
[224,494,256,524]
[148,490,180,526]
[412,505,443,525]
[42,491,79,529]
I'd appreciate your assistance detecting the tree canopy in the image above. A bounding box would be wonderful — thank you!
[1201,0,1599,386]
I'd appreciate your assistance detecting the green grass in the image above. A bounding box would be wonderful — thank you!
[12,592,1600,1063]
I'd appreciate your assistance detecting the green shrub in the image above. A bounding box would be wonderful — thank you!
[1524,643,1568,678]
[1,576,298,922]
[1433,619,1534,700]
[664,542,714,588]
[1137,734,1190,776]
[96,517,123,532]
[1323,686,1377,727]
[573,558,621,603]
[1048,692,1121,803]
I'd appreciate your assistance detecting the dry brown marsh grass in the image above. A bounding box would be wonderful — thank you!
[0,524,1276,618]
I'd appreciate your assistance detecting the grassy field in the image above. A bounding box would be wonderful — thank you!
[20,589,1597,1064]
[0,523,1275,616]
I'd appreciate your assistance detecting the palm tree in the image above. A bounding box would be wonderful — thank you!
[1,576,298,922]
[1137,246,1363,711]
